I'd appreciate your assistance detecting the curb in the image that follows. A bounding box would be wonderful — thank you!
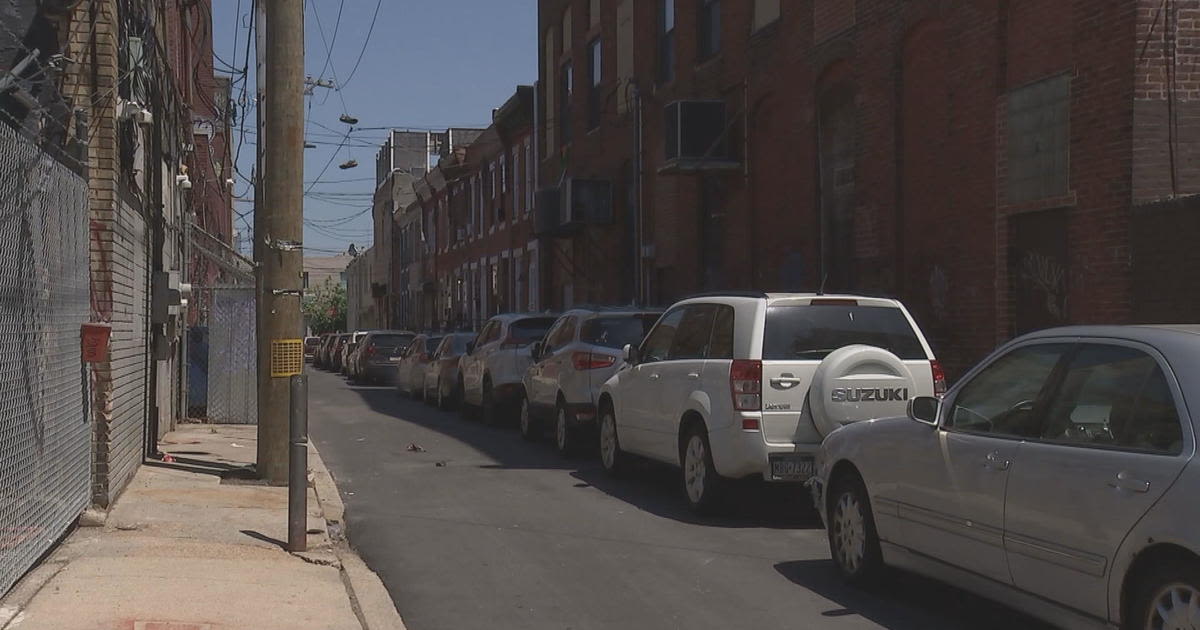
[308,441,407,630]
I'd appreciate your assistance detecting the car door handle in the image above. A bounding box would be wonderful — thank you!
[1108,471,1151,493]
[985,450,1011,471]
[687,372,700,380]
[770,377,803,389]
[648,373,661,381]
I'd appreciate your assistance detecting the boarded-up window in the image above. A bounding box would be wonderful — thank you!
[1007,74,1070,204]
[814,0,854,44]
[753,0,780,32]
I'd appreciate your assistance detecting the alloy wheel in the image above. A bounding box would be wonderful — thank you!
[1144,583,1200,630]
[600,413,617,470]
[833,492,867,575]
[683,436,707,504]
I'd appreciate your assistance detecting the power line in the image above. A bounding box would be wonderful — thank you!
[337,0,383,90]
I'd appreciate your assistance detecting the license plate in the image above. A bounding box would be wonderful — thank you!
[770,455,815,481]
[388,356,401,362]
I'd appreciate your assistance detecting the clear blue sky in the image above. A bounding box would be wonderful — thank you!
[211,0,536,255]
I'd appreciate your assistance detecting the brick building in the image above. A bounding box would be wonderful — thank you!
[390,87,540,331]
[535,0,1200,376]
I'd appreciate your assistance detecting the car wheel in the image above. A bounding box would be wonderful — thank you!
[554,404,575,457]
[414,377,425,401]
[459,380,476,420]
[680,425,725,515]
[1125,559,1200,630]
[598,406,625,476]
[436,379,451,411]
[519,396,540,441]
[827,473,884,584]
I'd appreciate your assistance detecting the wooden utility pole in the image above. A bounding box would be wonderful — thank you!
[256,0,305,484]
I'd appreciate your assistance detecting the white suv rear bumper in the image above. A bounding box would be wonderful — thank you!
[707,416,819,482]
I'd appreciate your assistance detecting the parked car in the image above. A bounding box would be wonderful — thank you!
[811,325,1199,630]
[394,333,443,398]
[329,334,350,372]
[315,333,335,368]
[422,332,476,410]
[341,331,370,377]
[460,313,559,425]
[597,292,942,513]
[351,331,415,384]
[304,336,320,362]
[521,307,663,455]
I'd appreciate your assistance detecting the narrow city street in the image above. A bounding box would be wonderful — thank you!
[309,369,1049,630]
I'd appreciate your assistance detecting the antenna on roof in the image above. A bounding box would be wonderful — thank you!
[817,273,828,296]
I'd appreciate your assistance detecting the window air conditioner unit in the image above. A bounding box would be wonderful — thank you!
[562,177,613,225]
[664,100,727,162]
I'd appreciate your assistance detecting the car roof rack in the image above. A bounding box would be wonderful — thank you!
[681,290,769,300]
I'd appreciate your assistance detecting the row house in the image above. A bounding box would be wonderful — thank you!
[395,87,540,332]
[535,0,1200,377]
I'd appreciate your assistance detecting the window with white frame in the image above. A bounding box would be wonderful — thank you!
[524,139,533,214]
[513,147,521,215]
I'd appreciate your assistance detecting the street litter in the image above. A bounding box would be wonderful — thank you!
[406,443,426,452]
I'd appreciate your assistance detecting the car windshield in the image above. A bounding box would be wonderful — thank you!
[580,315,660,349]
[763,305,926,360]
[508,318,557,345]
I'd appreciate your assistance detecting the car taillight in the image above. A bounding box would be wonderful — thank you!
[572,351,617,370]
[730,359,762,412]
[931,360,947,397]
[366,346,376,358]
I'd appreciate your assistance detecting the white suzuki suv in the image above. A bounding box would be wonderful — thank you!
[596,292,943,513]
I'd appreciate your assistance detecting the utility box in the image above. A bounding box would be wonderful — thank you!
[151,270,191,324]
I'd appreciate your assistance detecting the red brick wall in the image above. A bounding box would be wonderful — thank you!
[534,0,1159,378]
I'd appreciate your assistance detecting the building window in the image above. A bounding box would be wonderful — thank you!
[588,38,602,130]
[303,272,310,289]
[589,0,600,27]
[524,139,533,214]
[698,0,720,60]
[560,62,573,145]
[1007,74,1070,204]
[752,0,780,32]
[501,153,508,194]
[658,0,675,83]
[544,26,557,155]
[513,147,521,214]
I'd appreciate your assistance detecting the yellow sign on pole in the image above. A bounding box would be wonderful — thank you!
[270,339,304,377]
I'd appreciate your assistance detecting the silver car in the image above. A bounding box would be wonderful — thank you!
[520,307,662,455]
[811,325,1199,630]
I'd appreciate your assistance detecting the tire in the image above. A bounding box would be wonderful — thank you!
[437,379,452,411]
[459,380,476,421]
[598,405,625,476]
[519,396,540,441]
[680,425,725,515]
[827,473,884,584]
[1124,558,1200,630]
[554,404,575,457]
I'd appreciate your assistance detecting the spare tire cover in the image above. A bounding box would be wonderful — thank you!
[808,345,916,437]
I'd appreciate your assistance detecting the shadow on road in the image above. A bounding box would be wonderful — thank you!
[325,370,824,530]
[775,560,1053,630]
[571,461,824,530]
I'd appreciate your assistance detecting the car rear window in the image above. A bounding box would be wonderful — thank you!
[509,318,558,345]
[372,334,413,348]
[763,305,926,361]
[580,315,660,349]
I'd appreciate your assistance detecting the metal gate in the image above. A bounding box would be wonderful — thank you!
[0,123,91,595]
[206,288,257,424]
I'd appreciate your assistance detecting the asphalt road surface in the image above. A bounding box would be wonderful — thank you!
[308,368,1052,630]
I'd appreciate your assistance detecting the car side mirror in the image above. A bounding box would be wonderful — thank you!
[907,396,940,427]
[530,340,544,361]
[623,344,639,366]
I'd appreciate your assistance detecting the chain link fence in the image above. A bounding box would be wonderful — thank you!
[206,288,257,424]
[0,122,91,595]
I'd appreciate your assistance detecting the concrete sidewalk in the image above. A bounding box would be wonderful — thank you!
[0,425,404,630]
